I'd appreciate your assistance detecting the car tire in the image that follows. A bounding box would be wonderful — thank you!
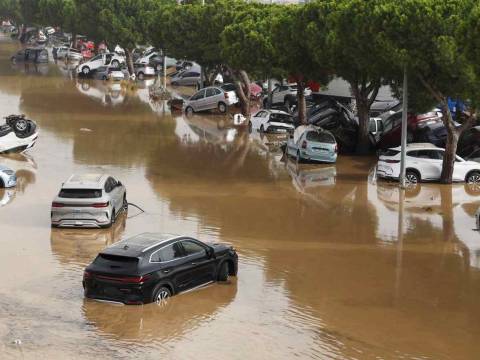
[111,60,119,68]
[405,169,420,185]
[466,171,480,185]
[218,102,227,114]
[110,209,116,227]
[13,119,28,133]
[185,106,194,116]
[82,66,90,75]
[101,75,107,80]
[123,195,128,212]
[138,72,144,80]
[152,285,172,304]
[217,262,229,282]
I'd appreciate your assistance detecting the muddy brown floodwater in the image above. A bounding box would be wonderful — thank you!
[1,34,480,360]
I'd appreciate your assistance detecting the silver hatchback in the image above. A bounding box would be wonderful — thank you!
[184,86,235,115]
[51,174,127,228]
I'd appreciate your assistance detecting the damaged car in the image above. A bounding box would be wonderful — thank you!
[285,125,338,163]
[0,115,38,154]
[83,232,238,305]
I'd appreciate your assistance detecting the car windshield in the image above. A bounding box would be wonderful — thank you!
[306,131,335,143]
[270,113,293,124]
[94,254,138,272]
[59,188,102,198]
[381,149,401,156]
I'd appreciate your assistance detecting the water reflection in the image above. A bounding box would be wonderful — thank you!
[10,61,50,76]
[76,79,126,107]
[82,281,237,343]
[50,213,127,268]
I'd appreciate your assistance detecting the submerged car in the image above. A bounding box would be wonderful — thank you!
[83,232,238,305]
[77,53,125,75]
[11,48,48,63]
[0,165,16,188]
[93,66,125,81]
[134,64,155,79]
[0,115,38,153]
[249,109,294,133]
[286,125,338,163]
[184,86,234,115]
[170,69,201,86]
[51,174,127,228]
[377,143,480,184]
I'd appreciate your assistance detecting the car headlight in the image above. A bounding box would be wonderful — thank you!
[2,170,14,175]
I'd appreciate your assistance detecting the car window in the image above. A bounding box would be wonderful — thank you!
[182,240,206,256]
[206,88,216,97]
[59,189,102,198]
[91,55,102,61]
[306,131,336,143]
[222,84,236,92]
[255,111,266,118]
[270,113,293,124]
[104,177,116,193]
[190,89,205,101]
[383,113,402,132]
[369,119,377,132]
[151,242,184,262]
[214,88,222,95]
[409,150,442,159]
[182,72,193,77]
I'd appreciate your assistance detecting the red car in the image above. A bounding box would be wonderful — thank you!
[375,109,443,149]
[250,83,263,100]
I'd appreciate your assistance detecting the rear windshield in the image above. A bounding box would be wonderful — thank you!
[270,113,293,124]
[94,254,138,272]
[306,131,336,143]
[59,188,102,198]
[221,84,236,92]
[381,149,400,156]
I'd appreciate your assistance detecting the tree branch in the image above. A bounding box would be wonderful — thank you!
[418,75,444,103]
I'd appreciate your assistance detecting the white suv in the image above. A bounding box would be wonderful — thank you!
[377,143,480,184]
[77,53,125,75]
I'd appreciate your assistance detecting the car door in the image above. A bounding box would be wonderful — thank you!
[180,239,216,286]
[150,241,198,292]
[452,155,470,181]
[88,54,103,70]
[411,150,442,180]
[190,89,206,111]
[204,87,217,110]
[251,111,267,130]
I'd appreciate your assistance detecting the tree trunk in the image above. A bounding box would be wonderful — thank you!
[235,69,251,117]
[440,102,459,184]
[297,81,307,125]
[125,48,134,77]
[355,96,370,154]
[72,33,77,49]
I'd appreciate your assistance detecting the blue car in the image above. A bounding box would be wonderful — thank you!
[286,125,338,163]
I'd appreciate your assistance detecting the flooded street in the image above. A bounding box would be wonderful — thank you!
[1,34,480,360]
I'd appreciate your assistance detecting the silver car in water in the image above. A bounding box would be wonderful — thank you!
[51,174,127,228]
[184,86,235,115]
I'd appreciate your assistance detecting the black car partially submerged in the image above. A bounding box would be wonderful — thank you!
[83,233,238,305]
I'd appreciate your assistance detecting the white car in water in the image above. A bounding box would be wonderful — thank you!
[377,143,480,184]
[249,109,294,133]
[0,165,16,188]
[77,53,125,75]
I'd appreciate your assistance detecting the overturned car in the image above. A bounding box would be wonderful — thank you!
[0,115,38,153]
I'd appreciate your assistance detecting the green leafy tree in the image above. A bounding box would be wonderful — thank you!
[377,0,479,183]
[0,0,21,23]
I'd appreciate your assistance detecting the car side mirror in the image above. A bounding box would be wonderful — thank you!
[117,181,122,187]
[207,247,215,259]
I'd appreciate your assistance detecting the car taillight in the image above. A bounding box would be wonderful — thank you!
[96,274,151,283]
[52,202,64,208]
[301,140,307,149]
[334,144,338,153]
[385,159,400,163]
[92,202,109,208]
[224,92,229,99]
[83,270,92,280]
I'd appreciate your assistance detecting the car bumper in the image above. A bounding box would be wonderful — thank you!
[300,149,337,163]
[84,279,155,305]
[376,164,399,179]
[51,208,111,228]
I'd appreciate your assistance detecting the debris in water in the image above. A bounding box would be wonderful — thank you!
[13,339,21,345]
[80,128,92,132]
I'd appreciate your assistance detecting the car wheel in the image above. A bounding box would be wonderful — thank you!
[123,195,128,212]
[152,285,171,304]
[466,171,480,185]
[138,72,144,80]
[260,124,265,133]
[218,102,227,114]
[185,106,194,116]
[405,170,420,185]
[14,119,28,133]
[111,60,119,67]
[82,66,90,75]
[101,75,107,80]
[217,262,229,282]
[110,209,116,227]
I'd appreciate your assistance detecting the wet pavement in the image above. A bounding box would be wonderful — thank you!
[1,34,480,360]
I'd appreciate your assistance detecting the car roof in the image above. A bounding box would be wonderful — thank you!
[62,173,109,189]
[267,109,292,116]
[101,232,183,257]
[390,143,441,151]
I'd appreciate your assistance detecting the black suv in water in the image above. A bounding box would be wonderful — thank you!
[83,233,238,305]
